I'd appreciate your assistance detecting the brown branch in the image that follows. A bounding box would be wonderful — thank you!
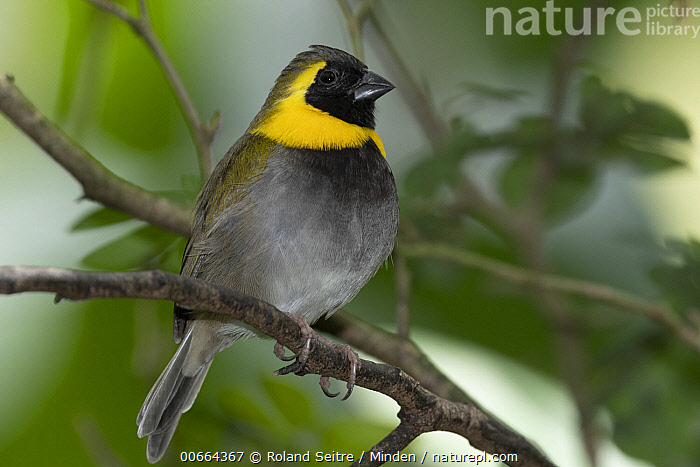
[85,0,219,180]
[0,266,557,467]
[0,74,191,237]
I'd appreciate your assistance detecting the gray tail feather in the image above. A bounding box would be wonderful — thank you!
[137,328,213,463]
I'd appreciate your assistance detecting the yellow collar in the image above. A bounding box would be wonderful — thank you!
[250,62,386,157]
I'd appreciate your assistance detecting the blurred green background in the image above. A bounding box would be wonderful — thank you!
[2,1,700,466]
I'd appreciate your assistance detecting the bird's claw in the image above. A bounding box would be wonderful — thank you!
[320,376,339,398]
[331,343,359,401]
[272,313,360,400]
[273,342,296,361]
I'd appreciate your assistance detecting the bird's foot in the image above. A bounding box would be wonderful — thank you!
[317,339,360,400]
[272,313,360,400]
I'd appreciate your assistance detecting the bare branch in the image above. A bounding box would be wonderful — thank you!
[0,74,190,236]
[85,0,218,180]
[0,266,557,467]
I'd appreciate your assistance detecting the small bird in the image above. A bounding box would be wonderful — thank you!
[136,45,398,463]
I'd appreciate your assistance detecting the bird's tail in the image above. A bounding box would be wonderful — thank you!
[136,325,214,463]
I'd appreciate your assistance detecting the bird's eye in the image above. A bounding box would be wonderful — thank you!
[318,70,338,86]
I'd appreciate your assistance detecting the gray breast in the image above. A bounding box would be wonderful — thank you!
[197,142,399,325]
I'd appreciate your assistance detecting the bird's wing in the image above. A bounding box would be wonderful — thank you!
[173,133,274,342]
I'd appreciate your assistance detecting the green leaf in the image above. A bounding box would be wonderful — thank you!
[320,420,395,454]
[80,225,181,271]
[180,174,203,195]
[601,137,686,173]
[99,10,176,150]
[404,155,461,198]
[404,132,471,198]
[626,98,690,140]
[152,189,197,206]
[548,167,595,221]
[508,116,551,150]
[580,75,690,142]
[56,1,97,119]
[262,379,313,427]
[217,388,272,427]
[650,238,700,312]
[607,336,700,466]
[580,75,629,139]
[578,75,689,173]
[70,206,135,231]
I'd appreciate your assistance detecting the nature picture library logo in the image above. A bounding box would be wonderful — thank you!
[486,1,700,38]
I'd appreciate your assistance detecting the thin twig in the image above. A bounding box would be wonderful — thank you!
[0,74,191,236]
[85,0,218,180]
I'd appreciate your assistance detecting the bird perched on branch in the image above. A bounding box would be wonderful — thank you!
[136,45,398,463]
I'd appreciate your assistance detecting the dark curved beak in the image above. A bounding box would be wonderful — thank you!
[353,70,395,101]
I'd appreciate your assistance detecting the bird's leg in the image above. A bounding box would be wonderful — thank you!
[272,313,360,400]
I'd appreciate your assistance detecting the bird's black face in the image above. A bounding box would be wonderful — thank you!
[305,60,393,129]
